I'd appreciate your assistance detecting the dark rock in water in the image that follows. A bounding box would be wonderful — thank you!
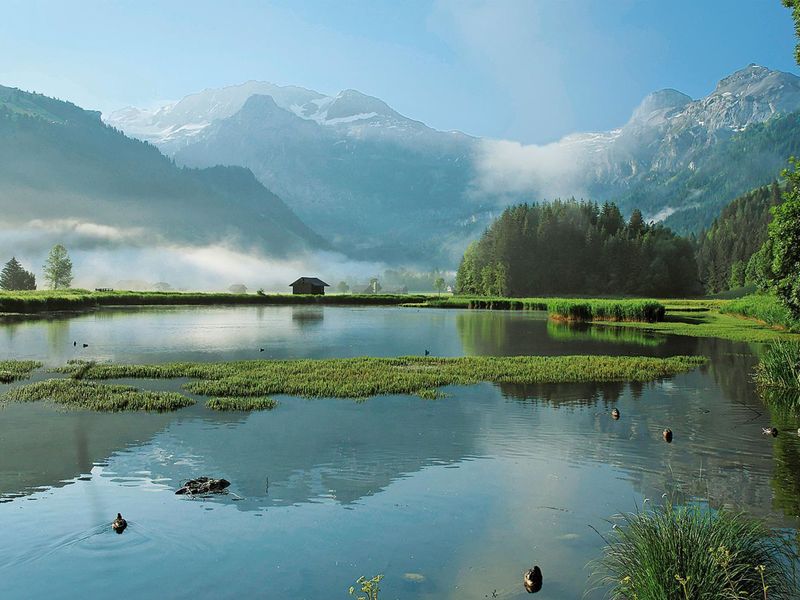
[663,428,673,443]
[112,513,127,534]
[175,476,231,495]
[523,566,542,593]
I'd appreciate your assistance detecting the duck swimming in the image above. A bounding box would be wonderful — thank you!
[523,566,542,593]
[662,428,673,443]
[762,427,778,437]
[111,513,127,534]
[611,408,620,420]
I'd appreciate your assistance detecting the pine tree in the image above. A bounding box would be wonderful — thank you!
[0,257,36,290]
[43,244,73,289]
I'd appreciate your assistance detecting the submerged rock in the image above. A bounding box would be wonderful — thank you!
[176,477,231,495]
[524,566,542,593]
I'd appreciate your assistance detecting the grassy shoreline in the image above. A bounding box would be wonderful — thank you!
[0,289,429,314]
[3,290,797,344]
[0,354,708,412]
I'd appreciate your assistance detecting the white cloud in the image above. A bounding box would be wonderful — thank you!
[471,137,590,200]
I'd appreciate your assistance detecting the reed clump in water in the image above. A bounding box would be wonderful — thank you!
[594,503,799,599]
[0,360,42,383]
[755,341,800,391]
[3,378,194,411]
[206,396,278,411]
[55,355,706,400]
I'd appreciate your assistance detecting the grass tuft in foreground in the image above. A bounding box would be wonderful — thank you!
[755,341,800,394]
[594,503,799,599]
[0,360,42,383]
[2,378,194,412]
[55,355,707,401]
[206,396,278,411]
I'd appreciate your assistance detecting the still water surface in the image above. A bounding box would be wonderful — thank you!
[0,306,798,599]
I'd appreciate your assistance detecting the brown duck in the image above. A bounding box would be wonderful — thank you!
[111,513,127,534]
[524,566,542,593]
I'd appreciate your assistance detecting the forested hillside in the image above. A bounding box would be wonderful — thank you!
[456,200,700,297]
[0,85,326,256]
[695,183,782,293]
[648,112,800,233]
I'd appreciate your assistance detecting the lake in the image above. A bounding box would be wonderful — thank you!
[0,306,797,599]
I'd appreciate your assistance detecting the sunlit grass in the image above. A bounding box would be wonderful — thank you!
[2,378,194,411]
[722,294,800,332]
[598,309,800,343]
[594,503,799,599]
[0,360,42,383]
[55,355,706,401]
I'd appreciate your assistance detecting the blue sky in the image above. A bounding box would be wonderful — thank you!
[0,0,797,143]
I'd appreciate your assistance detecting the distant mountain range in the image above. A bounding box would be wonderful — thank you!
[2,64,799,273]
[0,85,325,260]
[107,64,800,266]
[109,82,478,264]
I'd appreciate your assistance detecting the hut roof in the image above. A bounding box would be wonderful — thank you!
[290,277,329,287]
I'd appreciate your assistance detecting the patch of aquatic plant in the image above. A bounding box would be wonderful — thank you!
[548,299,665,323]
[755,341,800,392]
[206,396,278,411]
[349,574,383,600]
[594,502,799,599]
[722,294,800,332]
[424,296,666,322]
[57,355,707,400]
[3,379,195,412]
[0,360,42,383]
[546,321,665,347]
[0,289,428,314]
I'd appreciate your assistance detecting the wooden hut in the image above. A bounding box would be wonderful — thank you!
[290,277,329,295]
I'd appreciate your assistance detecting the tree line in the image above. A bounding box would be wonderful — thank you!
[0,244,73,291]
[456,200,701,298]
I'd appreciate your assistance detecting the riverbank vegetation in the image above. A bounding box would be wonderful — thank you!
[595,503,799,599]
[0,360,42,383]
[456,200,700,297]
[721,294,800,331]
[2,378,194,411]
[51,355,706,403]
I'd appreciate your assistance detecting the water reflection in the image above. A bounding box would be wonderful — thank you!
[291,305,324,327]
[0,307,798,599]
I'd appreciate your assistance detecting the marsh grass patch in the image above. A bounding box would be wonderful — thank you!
[0,360,42,383]
[206,396,278,411]
[2,378,194,412]
[54,355,707,402]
